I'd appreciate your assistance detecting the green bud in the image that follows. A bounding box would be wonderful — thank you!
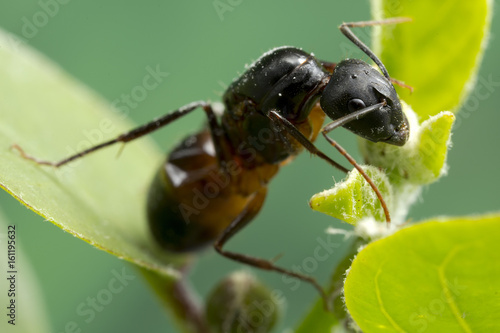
[205,271,282,333]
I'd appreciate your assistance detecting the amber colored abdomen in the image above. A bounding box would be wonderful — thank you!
[147,131,266,252]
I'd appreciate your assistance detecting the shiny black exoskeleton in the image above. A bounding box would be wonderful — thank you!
[223,47,408,162]
[320,58,408,145]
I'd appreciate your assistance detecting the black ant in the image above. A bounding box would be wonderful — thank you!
[13,18,410,308]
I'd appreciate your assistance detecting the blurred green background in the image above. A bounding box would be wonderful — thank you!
[0,0,498,332]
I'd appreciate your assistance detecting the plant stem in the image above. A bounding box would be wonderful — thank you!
[140,265,210,333]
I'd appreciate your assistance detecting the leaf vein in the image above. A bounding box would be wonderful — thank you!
[438,245,472,333]
[375,262,407,333]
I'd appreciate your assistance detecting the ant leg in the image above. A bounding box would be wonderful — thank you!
[12,101,231,168]
[339,17,411,79]
[320,102,391,224]
[267,101,384,165]
[213,188,331,310]
[267,111,349,173]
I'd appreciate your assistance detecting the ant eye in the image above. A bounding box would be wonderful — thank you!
[348,98,366,112]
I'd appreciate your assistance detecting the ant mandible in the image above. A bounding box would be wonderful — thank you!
[14,18,410,307]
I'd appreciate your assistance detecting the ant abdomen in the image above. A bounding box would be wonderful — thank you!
[146,130,269,252]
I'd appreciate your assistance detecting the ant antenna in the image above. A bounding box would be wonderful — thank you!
[339,17,412,80]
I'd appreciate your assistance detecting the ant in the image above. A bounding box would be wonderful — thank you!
[13,18,410,308]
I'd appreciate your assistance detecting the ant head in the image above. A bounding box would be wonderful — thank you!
[320,59,409,146]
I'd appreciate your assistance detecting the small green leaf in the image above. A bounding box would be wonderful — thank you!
[360,106,455,186]
[344,213,500,333]
[0,30,187,278]
[371,0,492,119]
[310,165,392,224]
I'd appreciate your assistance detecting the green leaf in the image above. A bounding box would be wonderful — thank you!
[360,106,455,186]
[0,30,187,279]
[371,0,492,119]
[309,165,392,224]
[0,210,51,333]
[344,213,500,333]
